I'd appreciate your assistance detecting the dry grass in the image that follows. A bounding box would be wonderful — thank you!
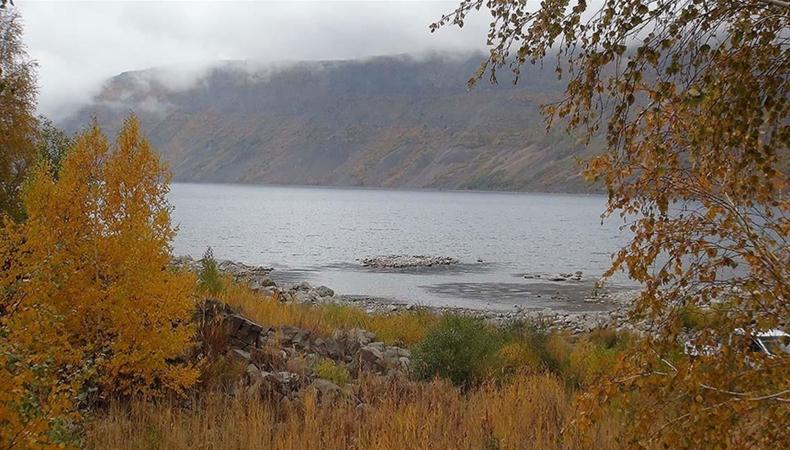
[219,279,436,346]
[87,373,624,450]
[91,279,633,449]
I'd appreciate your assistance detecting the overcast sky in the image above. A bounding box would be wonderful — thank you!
[16,1,490,118]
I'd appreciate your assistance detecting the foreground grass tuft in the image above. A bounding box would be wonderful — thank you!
[87,374,623,449]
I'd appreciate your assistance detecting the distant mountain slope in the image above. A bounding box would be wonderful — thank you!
[60,54,603,193]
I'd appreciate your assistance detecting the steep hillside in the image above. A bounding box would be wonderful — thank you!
[61,55,602,193]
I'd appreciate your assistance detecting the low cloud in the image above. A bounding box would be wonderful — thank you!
[18,1,490,120]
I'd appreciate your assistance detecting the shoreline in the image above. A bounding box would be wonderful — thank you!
[176,256,641,334]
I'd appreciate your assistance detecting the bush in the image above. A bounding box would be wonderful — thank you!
[541,328,632,389]
[496,341,542,376]
[313,359,350,386]
[567,341,620,387]
[412,315,502,387]
[198,247,224,297]
[677,304,724,331]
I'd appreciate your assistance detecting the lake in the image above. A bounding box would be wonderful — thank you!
[169,183,634,311]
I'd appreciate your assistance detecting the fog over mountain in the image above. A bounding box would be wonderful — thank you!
[60,54,602,193]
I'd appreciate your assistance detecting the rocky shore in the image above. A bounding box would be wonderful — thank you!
[176,257,640,335]
[199,300,411,403]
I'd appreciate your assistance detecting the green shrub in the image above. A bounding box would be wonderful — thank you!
[501,319,553,369]
[567,340,621,387]
[412,315,502,387]
[589,326,635,350]
[677,304,723,330]
[198,247,224,297]
[313,359,350,386]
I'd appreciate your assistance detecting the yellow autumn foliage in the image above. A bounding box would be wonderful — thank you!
[0,117,198,448]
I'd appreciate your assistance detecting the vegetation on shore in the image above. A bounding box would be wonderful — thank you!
[85,269,635,450]
[0,0,787,447]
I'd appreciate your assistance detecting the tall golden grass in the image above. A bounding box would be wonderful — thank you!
[219,279,436,346]
[87,373,623,449]
[86,278,634,449]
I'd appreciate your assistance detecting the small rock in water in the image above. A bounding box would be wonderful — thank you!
[361,255,459,269]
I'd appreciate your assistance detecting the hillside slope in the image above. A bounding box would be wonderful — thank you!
[61,55,602,193]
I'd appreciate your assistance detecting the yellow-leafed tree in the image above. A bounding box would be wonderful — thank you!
[0,116,198,447]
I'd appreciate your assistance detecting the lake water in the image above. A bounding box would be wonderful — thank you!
[170,183,634,311]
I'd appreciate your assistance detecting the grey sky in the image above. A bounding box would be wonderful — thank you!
[17,1,490,118]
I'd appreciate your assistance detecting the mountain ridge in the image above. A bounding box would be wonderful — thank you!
[60,54,603,193]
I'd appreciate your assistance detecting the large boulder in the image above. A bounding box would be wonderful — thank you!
[310,378,342,399]
[224,314,267,349]
[315,285,335,298]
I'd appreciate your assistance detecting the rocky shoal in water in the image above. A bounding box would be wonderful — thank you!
[175,256,643,335]
[360,255,460,269]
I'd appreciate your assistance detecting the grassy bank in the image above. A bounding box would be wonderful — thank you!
[87,374,623,449]
[84,278,638,449]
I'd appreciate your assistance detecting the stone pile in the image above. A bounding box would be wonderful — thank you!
[523,271,584,281]
[200,301,412,402]
[360,255,459,269]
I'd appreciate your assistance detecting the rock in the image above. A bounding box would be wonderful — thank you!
[548,275,567,282]
[232,348,251,361]
[294,281,312,291]
[311,378,342,398]
[350,328,376,346]
[360,255,459,269]
[315,285,334,297]
[248,276,276,291]
[247,364,264,384]
[293,290,317,304]
[279,326,311,349]
[246,370,302,399]
[359,345,383,368]
[225,314,265,349]
[276,371,300,390]
[397,357,411,372]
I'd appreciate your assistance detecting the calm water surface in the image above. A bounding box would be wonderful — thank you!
[170,183,633,311]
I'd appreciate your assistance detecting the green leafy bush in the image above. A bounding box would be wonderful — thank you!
[313,359,350,386]
[198,247,224,297]
[412,315,502,387]
[677,304,724,330]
